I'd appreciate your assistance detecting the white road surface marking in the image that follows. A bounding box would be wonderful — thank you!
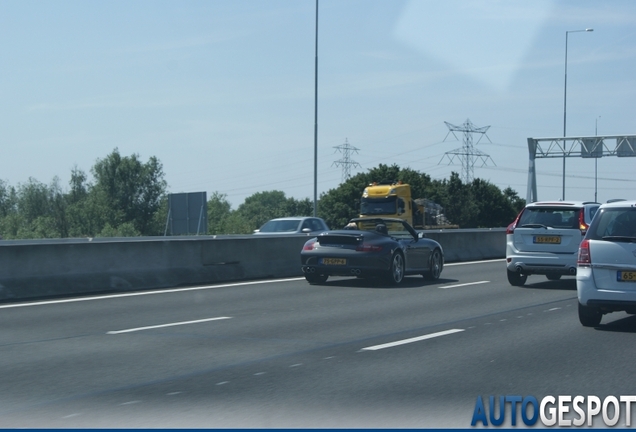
[360,328,465,351]
[0,260,505,310]
[446,259,505,266]
[107,317,231,334]
[0,278,304,309]
[438,281,489,289]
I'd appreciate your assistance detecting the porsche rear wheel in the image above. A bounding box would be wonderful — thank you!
[386,252,405,285]
[305,273,328,284]
[423,249,443,280]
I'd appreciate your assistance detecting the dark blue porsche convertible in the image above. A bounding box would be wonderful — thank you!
[300,217,444,285]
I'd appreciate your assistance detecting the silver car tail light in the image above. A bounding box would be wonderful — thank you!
[577,239,591,266]
[578,209,590,235]
[506,210,523,234]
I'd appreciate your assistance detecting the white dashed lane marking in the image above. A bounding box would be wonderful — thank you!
[360,329,465,351]
[106,317,232,334]
[439,281,490,289]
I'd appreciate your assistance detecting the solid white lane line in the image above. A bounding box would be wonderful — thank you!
[0,278,305,309]
[107,317,231,334]
[439,281,489,289]
[361,328,465,351]
[0,260,505,310]
[445,259,505,266]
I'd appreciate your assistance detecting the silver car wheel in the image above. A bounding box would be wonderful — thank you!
[506,269,527,286]
[388,252,404,285]
[578,303,602,327]
[424,249,443,280]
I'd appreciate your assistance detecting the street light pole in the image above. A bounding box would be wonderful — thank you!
[595,115,600,202]
[562,28,593,200]
[313,0,319,217]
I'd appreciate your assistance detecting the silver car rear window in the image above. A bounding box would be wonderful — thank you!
[587,208,636,240]
[519,208,579,229]
[259,220,301,232]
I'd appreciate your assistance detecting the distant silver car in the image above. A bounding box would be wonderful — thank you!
[253,217,329,235]
[577,200,636,326]
[505,200,600,286]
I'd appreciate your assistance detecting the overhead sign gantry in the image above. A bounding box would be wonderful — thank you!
[526,135,636,203]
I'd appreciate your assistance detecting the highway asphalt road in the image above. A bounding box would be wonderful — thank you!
[1,258,635,428]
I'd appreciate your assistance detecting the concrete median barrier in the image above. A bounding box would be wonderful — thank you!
[0,229,505,301]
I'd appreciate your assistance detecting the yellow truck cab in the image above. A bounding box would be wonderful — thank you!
[360,181,423,227]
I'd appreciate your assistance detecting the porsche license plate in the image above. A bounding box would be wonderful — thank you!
[321,258,346,265]
[617,271,636,282]
[534,235,561,244]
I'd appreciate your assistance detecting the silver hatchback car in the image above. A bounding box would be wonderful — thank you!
[577,200,636,326]
[506,200,600,286]
[253,217,329,235]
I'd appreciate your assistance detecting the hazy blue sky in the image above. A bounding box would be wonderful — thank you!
[1,0,635,208]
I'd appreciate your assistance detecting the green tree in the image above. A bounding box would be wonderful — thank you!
[442,172,478,227]
[8,177,67,239]
[65,168,104,237]
[229,191,316,233]
[235,190,287,230]
[285,197,313,217]
[17,178,51,224]
[0,180,18,238]
[318,174,369,229]
[207,191,233,235]
[471,178,518,227]
[222,212,253,234]
[0,180,17,218]
[503,187,526,214]
[91,148,167,236]
[234,190,313,232]
[97,222,141,237]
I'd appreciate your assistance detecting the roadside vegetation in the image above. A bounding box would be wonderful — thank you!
[0,150,525,239]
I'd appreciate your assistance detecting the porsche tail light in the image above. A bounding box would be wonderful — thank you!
[356,244,382,252]
[577,239,591,266]
[302,240,317,251]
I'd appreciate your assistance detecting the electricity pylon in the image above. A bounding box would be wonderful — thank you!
[439,118,495,183]
[332,138,361,182]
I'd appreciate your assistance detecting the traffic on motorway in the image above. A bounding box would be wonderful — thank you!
[1,259,635,428]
